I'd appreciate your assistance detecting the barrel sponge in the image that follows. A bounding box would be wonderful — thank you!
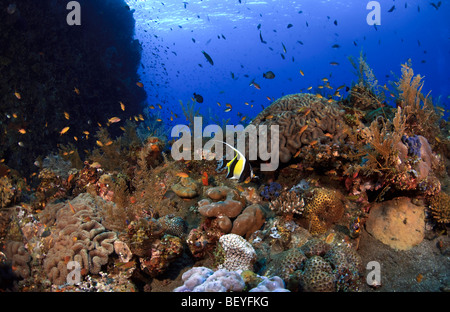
[218,233,256,271]
[198,186,245,218]
[302,187,345,235]
[298,256,335,292]
[250,93,347,163]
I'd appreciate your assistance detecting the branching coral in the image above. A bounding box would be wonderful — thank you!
[362,107,406,177]
[179,99,200,131]
[269,190,305,216]
[395,61,440,143]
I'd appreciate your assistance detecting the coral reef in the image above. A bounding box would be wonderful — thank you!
[173,266,214,292]
[261,237,363,292]
[217,234,256,271]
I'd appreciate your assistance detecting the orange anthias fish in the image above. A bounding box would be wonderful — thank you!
[201,172,209,186]
[136,82,144,88]
[108,117,121,124]
[176,172,189,178]
[60,126,70,135]
[68,202,76,214]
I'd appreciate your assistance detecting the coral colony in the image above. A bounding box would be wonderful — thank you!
[0,0,449,295]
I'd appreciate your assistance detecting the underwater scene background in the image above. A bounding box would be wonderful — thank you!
[0,0,449,294]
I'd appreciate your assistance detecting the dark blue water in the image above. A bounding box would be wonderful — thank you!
[126,0,449,133]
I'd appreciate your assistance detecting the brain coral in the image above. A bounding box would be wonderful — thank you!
[5,241,30,279]
[217,233,256,271]
[428,191,450,224]
[250,93,347,163]
[42,193,117,285]
[301,187,345,235]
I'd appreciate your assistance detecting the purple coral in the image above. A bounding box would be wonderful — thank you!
[249,276,290,292]
[260,182,282,200]
[173,267,245,292]
[401,135,421,158]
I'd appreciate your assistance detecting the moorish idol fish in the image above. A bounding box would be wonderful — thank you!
[214,141,256,183]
